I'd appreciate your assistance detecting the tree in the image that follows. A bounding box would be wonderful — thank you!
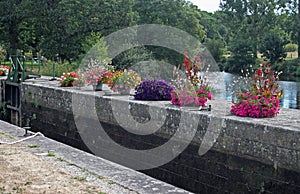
[0,0,31,54]
[259,33,288,64]
[225,35,256,73]
[205,39,224,62]
[0,0,136,62]
[134,0,205,40]
[132,0,206,66]
[220,0,277,59]
[274,0,299,58]
[284,43,298,52]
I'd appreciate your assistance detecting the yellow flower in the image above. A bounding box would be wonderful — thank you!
[276,91,283,99]
[262,90,271,97]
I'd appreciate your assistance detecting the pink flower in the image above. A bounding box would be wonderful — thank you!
[207,92,213,100]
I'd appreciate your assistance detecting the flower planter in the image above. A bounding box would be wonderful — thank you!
[60,72,81,87]
[171,88,212,108]
[118,90,131,95]
[230,62,283,118]
[170,52,213,111]
[134,79,174,101]
[93,83,103,91]
[231,95,280,118]
[110,70,141,95]
[0,65,9,76]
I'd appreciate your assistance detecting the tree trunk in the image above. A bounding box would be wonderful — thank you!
[8,20,19,55]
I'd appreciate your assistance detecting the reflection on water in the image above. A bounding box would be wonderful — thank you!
[207,72,300,110]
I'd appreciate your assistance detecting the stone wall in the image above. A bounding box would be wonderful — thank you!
[21,78,300,193]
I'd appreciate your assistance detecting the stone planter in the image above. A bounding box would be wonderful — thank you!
[93,83,103,91]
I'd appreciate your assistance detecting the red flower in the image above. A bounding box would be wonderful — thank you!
[184,57,190,66]
[257,68,263,76]
[70,72,76,77]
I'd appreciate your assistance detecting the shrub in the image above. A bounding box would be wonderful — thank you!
[296,66,300,77]
[205,39,224,62]
[111,46,153,70]
[0,46,5,62]
[134,79,174,100]
[281,60,299,76]
[284,43,298,53]
[259,33,287,64]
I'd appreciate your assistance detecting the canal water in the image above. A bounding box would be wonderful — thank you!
[208,72,300,110]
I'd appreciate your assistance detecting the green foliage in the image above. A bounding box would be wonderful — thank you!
[131,60,174,81]
[46,152,55,157]
[0,0,135,61]
[201,12,228,43]
[284,43,298,52]
[0,101,8,121]
[281,59,299,76]
[74,176,86,182]
[272,59,299,78]
[1,0,299,77]
[0,45,6,61]
[144,46,184,67]
[219,0,300,73]
[40,62,79,77]
[133,0,205,66]
[27,145,40,149]
[133,0,205,40]
[80,32,111,67]
[40,0,135,61]
[205,39,224,62]
[259,33,288,64]
[297,66,300,76]
[225,37,256,73]
[112,46,153,70]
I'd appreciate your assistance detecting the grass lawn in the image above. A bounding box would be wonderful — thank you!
[285,52,298,60]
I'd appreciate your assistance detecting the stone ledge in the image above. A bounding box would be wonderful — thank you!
[21,78,300,173]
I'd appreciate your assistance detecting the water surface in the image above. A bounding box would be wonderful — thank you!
[208,72,300,110]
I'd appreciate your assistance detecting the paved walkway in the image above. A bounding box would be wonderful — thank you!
[0,121,191,194]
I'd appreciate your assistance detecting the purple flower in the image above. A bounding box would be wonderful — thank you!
[134,79,174,101]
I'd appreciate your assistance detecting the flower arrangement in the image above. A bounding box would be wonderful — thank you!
[231,62,283,118]
[111,69,141,94]
[171,85,212,106]
[60,72,81,87]
[98,71,114,84]
[107,70,122,88]
[134,79,174,100]
[0,65,9,76]
[81,59,114,86]
[171,52,213,107]
[82,67,106,86]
